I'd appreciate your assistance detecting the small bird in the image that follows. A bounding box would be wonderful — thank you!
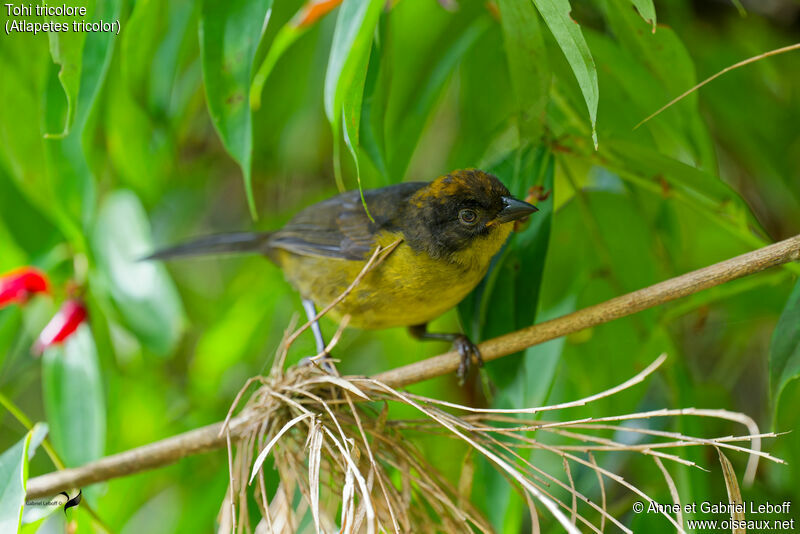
[148,169,538,381]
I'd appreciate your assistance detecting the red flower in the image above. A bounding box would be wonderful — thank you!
[32,299,87,355]
[0,267,50,308]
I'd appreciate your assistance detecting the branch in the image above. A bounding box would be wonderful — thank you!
[25,234,800,499]
[375,234,800,388]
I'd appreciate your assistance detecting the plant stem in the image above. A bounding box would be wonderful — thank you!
[0,391,65,470]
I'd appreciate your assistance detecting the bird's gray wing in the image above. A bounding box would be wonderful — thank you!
[268,183,424,260]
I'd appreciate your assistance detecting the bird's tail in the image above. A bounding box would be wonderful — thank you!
[143,232,273,260]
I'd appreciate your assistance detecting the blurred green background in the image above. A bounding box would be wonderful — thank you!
[1,0,800,531]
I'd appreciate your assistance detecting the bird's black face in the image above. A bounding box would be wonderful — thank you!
[405,169,538,260]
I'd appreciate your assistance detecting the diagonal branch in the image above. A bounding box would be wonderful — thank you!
[24,234,800,499]
[373,233,800,387]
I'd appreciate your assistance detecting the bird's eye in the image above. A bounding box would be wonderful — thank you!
[458,209,478,225]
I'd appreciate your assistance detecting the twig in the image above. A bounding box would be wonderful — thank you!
[24,234,800,499]
[634,42,800,130]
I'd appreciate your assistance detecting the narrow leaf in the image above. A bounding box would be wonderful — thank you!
[716,448,745,534]
[307,375,370,400]
[42,0,122,241]
[498,0,550,142]
[323,0,382,123]
[27,424,49,461]
[341,47,373,219]
[249,413,312,483]
[250,24,305,111]
[460,147,554,390]
[251,0,342,110]
[770,279,800,415]
[387,18,489,180]
[46,28,87,138]
[308,424,323,534]
[629,0,656,32]
[359,37,389,181]
[93,190,185,355]
[601,0,715,169]
[532,0,599,147]
[200,0,272,219]
[324,0,383,195]
[42,325,105,468]
[0,428,34,534]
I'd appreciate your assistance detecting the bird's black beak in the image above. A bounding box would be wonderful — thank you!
[495,196,539,224]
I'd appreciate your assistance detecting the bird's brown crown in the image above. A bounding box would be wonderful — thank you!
[411,169,510,209]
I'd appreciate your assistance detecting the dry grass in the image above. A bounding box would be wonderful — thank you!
[213,240,784,533]
[217,343,783,534]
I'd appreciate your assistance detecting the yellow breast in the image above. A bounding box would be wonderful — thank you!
[274,224,513,330]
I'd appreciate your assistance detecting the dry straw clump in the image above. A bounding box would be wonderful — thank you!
[217,343,783,534]
[213,241,784,533]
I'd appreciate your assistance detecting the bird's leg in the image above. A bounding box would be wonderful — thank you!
[408,323,483,384]
[301,299,334,373]
[302,298,326,355]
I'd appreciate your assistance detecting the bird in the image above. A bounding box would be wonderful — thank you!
[147,169,538,381]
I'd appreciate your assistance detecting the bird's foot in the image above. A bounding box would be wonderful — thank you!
[453,334,483,385]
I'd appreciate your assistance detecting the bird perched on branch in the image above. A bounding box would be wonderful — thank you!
[147,169,538,381]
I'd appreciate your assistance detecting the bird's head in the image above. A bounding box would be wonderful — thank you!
[404,169,538,266]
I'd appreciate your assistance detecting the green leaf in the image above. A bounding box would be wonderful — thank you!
[459,147,554,389]
[323,0,382,125]
[497,0,550,143]
[0,427,35,534]
[110,1,193,203]
[600,0,714,170]
[0,18,69,241]
[386,16,490,180]
[147,1,195,114]
[729,0,746,16]
[324,0,383,195]
[121,0,165,100]
[629,0,656,31]
[601,140,747,221]
[517,296,575,408]
[532,0,598,147]
[0,217,27,271]
[474,294,574,531]
[199,0,272,219]
[67,0,122,131]
[46,23,88,138]
[465,147,559,528]
[105,74,172,203]
[42,326,105,468]
[250,23,305,111]
[770,279,800,415]
[0,59,49,214]
[340,28,374,219]
[251,0,344,111]
[92,190,185,355]
[42,68,93,244]
[26,424,49,460]
[359,37,389,182]
[42,0,122,243]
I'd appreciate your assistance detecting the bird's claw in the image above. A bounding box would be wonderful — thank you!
[454,335,482,385]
